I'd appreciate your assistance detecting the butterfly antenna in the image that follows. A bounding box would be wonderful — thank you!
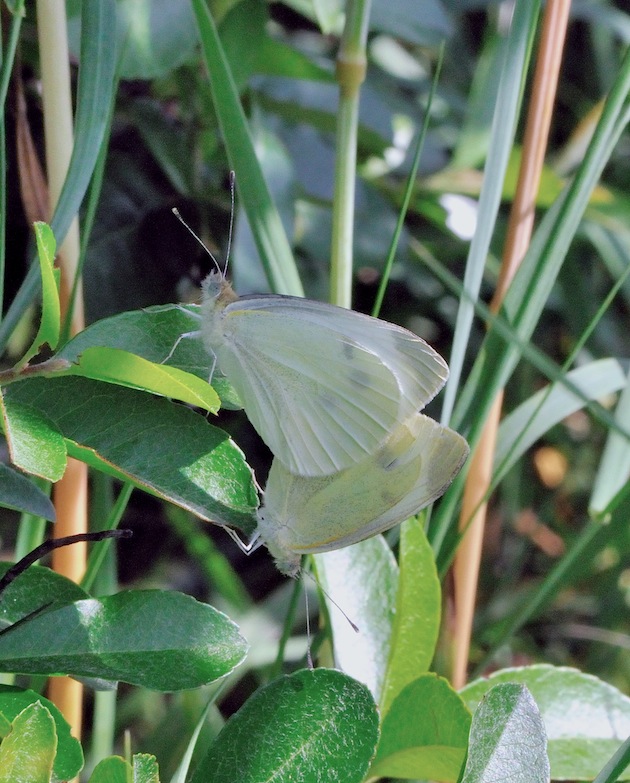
[171,208,223,275]
[224,171,235,277]
[303,567,359,633]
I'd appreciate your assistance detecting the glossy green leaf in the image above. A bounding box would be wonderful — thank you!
[0,563,89,628]
[0,702,56,783]
[0,464,55,521]
[315,537,398,702]
[3,377,258,533]
[191,669,379,783]
[380,518,441,716]
[462,665,630,781]
[63,346,220,413]
[0,686,82,781]
[0,393,67,482]
[58,305,240,409]
[16,223,60,368]
[370,674,471,781]
[0,590,248,690]
[460,683,549,783]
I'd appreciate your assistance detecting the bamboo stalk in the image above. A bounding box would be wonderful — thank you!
[451,0,573,689]
[36,0,87,743]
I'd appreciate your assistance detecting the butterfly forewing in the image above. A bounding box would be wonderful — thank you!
[209,293,449,476]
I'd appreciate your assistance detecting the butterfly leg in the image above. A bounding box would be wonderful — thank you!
[223,526,262,555]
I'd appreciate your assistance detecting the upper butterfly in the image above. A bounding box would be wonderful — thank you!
[198,270,449,477]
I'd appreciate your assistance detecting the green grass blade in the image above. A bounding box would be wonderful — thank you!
[0,0,118,353]
[190,0,303,297]
[441,0,541,424]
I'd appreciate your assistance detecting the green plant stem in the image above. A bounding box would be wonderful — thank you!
[81,483,134,593]
[329,0,371,308]
[372,44,445,318]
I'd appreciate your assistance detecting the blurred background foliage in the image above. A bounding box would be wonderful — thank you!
[3,0,630,771]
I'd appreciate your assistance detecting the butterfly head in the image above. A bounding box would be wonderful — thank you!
[201,270,238,306]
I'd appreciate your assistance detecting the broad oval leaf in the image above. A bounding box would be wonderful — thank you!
[462,665,630,781]
[0,590,248,690]
[191,668,379,783]
[315,537,398,702]
[3,377,258,534]
[460,683,549,783]
[370,673,471,781]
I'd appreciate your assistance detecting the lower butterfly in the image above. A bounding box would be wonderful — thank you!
[255,412,469,576]
[197,271,450,478]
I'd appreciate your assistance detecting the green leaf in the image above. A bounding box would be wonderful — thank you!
[315,537,398,702]
[190,669,379,783]
[495,358,628,483]
[3,377,258,533]
[0,465,55,521]
[88,756,129,783]
[460,683,549,783]
[132,753,160,782]
[590,365,630,514]
[380,518,441,716]
[64,346,220,413]
[0,702,57,783]
[0,590,248,690]
[16,223,60,368]
[0,686,83,782]
[0,394,67,482]
[58,305,241,409]
[369,674,471,781]
[68,0,198,80]
[462,665,630,781]
[0,563,89,628]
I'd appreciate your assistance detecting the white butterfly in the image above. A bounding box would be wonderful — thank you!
[198,271,449,477]
[255,412,469,575]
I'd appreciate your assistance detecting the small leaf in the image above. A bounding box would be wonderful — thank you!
[66,346,220,412]
[0,590,248,690]
[380,517,441,716]
[16,223,61,368]
[0,702,57,783]
[460,683,549,783]
[0,686,83,781]
[88,756,129,783]
[133,753,160,782]
[0,464,55,521]
[462,664,630,780]
[0,394,67,482]
[370,674,471,781]
[191,669,379,783]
